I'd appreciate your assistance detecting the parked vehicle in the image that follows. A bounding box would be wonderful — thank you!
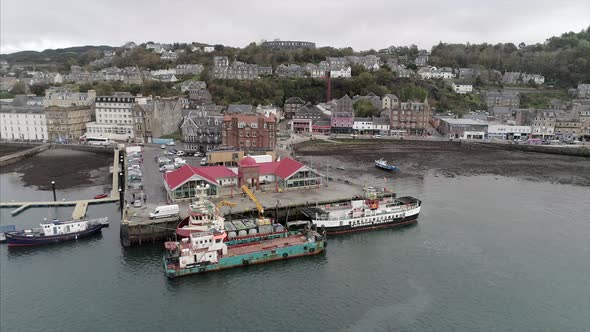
[200,157,207,166]
[167,141,175,146]
[133,200,142,208]
[149,205,180,219]
[128,165,141,170]
[160,145,166,149]
[94,194,108,199]
[160,164,176,172]
[373,134,382,138]
[177,151,185,156]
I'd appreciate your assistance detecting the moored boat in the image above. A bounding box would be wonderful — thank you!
[5,217,109,247]
[307,187,421,234]
[375,158,399,171]
[175,185,286,245]
[163,224,326,278]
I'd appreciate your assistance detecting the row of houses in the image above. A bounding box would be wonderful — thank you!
[286,94,433,136]
[431,107,590,141]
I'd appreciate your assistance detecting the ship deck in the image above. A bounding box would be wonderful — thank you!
[226,235,309,257]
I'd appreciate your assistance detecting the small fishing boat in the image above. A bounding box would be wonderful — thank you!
[5,217,109,247]
[375,158,399,171]
[94,193,109,199]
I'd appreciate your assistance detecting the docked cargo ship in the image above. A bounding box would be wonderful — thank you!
[305,187,421,234]
[175,185,286,244]
[5,217,109,247]
[163,224,326,278]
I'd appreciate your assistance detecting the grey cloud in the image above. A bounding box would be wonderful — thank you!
[1,0,589,53]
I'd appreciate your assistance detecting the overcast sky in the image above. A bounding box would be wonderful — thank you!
[1,0,589,54]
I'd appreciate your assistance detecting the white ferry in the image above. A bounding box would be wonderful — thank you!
[307,187,421,234]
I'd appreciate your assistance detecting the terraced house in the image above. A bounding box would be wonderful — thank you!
[44,106,92,142]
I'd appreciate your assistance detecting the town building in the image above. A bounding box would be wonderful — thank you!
[436,118,488,139]
[373,117,390,134]
[353,92,381,110]
[330,66,352,78]
[576,84,590,98]
[290,104,330,133]
[502,72,545,85]
[261,40,316,50]
[353,117,373,134]
[222,114,276,150]
[284,97,306,119]
[0,106,48,141]
[457,68,476,81]
[275,64,305,78]
[212,56,260,80]
[390,100,433,135]
[531,110,563,139]
[175,64,204,76]
[44,106,92,142]
[452,83,473,94]
[132,97,184,143]
[181,80,207,92]
[160,51,178,61]
[484,90,520,108]
[181,109,223,153]
[30,72,63,85]
[415,50,429,67]
[162,156,323,201]
[44,87,96,107]
[86,95,136,141]
[554,118,582,141]
[382,94,400,110]
[418,67,456,80]
[331,95,354,134]
[227,104,253,114]
[487,124,531,140]
[256,105,282,121]
[188,88,213,106]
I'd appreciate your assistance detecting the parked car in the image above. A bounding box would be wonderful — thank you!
[200,157,207,166]
[160,164,176,172]
[372,134,382,138]
[128,165,141,170]
[133,200,142,208]
[160,144,166,149]
[167,141,175,146]
[177,151,185,156]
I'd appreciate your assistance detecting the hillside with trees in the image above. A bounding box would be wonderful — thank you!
[429,26,590,87]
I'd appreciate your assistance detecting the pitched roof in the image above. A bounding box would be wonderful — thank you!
[274,157,305,180]
[163,165,236,191]
[227,104,253,114]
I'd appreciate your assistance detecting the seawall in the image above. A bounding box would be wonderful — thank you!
[474,142,590,157]
[0,143,51,167]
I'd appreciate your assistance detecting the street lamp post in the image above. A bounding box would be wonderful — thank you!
[118,188,123,211]
[51,181,56,202]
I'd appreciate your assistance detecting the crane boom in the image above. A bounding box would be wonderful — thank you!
[241,185,264,217]
[216,200,236,213]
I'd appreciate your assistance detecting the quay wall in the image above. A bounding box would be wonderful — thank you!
[54,144,114,155]
[120,196,359,247]
[473,142,590,157]
[0,143,50,167]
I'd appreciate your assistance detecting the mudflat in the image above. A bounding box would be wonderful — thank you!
[295,140,590,186]
[1,148,111,190]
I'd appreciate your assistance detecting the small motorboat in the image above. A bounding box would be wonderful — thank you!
[375,158,399,171]
[94,193,109,199]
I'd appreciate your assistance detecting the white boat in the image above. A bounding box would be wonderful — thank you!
[375,158,399,171]
[308,187,421,234]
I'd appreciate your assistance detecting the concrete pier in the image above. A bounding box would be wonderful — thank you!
[0,146,122,220]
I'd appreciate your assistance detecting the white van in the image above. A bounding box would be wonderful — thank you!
[149,205,179,219]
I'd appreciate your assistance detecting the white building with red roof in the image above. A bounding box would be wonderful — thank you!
[163,156,323,202]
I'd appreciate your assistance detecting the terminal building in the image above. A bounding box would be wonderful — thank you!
[163,156,323,202]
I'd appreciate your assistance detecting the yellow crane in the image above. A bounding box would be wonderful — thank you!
[216,200,236,213]
[241,185,270,225]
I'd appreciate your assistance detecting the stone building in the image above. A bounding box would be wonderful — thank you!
[261,40,315,50]
[390,99,433,135]
[222,114,276,150]
[85,94,136,141]
[44,87,96,108]
[284,97,306,119]
[44,106,92,142]
[181,109,223,153]
[331,95,354,134]
[484,90,520,108]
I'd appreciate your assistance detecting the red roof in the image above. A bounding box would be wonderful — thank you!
[163,165,201,191]
[163,158,305,191]
[163,165,237,191]
[238,156,257,167]
[274,157,305,179]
